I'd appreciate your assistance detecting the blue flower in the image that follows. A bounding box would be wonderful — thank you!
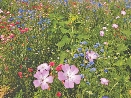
[102,96,109,98]
[9,17,14,21]
[96,43,100,46]
[86,64,91,68]
[80,74,84,78]
[104,69,108,73]
[77,48,82,52]
[86,81,90,85]
[100,49,104,52]
[79,53,84,57]
[89,61,94,65]
[27,47,32,51]
[18,15,23,18]
[80,64,85,67]
[80,41,87,45]
[94,45,98,48]
[73,54,79,58]
[90,68,96,72]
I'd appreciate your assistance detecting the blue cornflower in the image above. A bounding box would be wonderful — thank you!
[86,81,90,85]
[94,45,98,48]
[79,53,84,57]
[73,54,79,58]
[100,49,104,52]
[80,74,84,78]
[98,2,102,7]
[80,41,87,45]
[89,61,94,65]
[102,96,109,98]
[90,68,96,72]
[104,69,108,73]
[77,48,82,52]
[96,43,100,46]
[9,17,14,21]
[27,47,32,51]
[80,64,85,67]
[86,64,91,68]
[18,15,23,18]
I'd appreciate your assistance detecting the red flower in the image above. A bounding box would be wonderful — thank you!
[56,64,63,71]
[24,28,29,32]
[49,62,55,67]
[9,33,15,39]
[18,72,23,78]
[28,68,33,72]
[0,26,5,29]
[56,92,62,97]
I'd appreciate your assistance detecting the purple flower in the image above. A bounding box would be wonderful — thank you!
[58,64,81,88]
[37,63,50,72]
[102,96,109,98]
[33,70,53,90]
[100,78,109,85]
[86,51,99,62]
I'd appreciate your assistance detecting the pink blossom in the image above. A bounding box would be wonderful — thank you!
[86,51,99,62]
[100,31,104,36]
[100,78,109,85]
[0,9,3,13]
[58,64,81,88]
[37,63,50,72]
[33,70,53,90]
[9,33,15,39]
[112,24,118,29]
[103,42,108,45]
[121,10,126,15]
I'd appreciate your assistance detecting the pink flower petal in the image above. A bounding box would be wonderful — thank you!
[58,72,67,81]
[70,65,79,75]
[62,64,70,73]
[34,71,42,79]
[44,76,53,83]
[33,80,41,87]
[64,80,74,88]
[41,82,49,90]
[72,75,81,84]
[42,70,49,78]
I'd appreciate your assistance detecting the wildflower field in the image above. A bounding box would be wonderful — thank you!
[0,0,131,98]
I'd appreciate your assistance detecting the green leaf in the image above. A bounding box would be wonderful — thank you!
[59,51,68,63]
[56,35,71,49]
[117,43,128,52]
[60,28,69,34]
[122,30,131,37]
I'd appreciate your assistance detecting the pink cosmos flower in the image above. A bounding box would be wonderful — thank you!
[112,24,118,29]
[37,63,50,72]
[100,31,104,36]
[86,51,99,62]
[33,70,53,90]
[121,10,126,16]
[58,64,81,88]
[100,78,109,85]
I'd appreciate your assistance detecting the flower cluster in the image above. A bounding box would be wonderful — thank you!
[33,63,81,90]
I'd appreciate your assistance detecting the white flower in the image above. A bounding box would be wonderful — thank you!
[121,10,126,15]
